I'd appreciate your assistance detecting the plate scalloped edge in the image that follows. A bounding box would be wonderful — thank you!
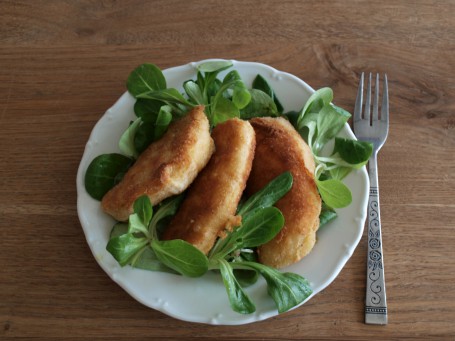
[76,59,369,325]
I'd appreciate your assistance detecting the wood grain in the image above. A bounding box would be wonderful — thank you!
[1,0,454,339]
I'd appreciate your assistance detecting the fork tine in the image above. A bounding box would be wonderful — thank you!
[365,73,372,122]
[372,73,379,122]
[381,74,389,123]
[354,72,364,122]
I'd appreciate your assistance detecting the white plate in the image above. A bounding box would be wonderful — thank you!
[76,59,369,325]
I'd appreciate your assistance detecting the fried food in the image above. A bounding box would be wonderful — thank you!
[246,116,322,269]
[163,118,256,254]
[101,105,214,221]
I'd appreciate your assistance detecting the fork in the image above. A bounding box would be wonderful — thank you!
[353,72,389,325]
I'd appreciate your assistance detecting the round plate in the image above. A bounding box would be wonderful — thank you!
[76,59,369,325]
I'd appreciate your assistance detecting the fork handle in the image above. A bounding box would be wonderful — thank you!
[365,153,388,325]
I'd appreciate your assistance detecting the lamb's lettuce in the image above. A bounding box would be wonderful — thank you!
[127,63,167,97]
[292,88,373,209]
[84,153,133,200]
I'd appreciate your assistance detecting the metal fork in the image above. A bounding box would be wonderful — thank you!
[353,72,389,325]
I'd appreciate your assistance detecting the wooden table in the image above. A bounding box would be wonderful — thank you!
[1,1,454,339]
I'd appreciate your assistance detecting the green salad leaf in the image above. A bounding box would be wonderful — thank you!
[119,118,142,158]
[151,239,208,278]
[313,104,350,153]
[84,153,133,200]
[252,74,284,113]
[109,222,128,238]
[153,105,173,140]
[333,137,373,167]
[106,234,149,266]
[319,203,338,228]
[183,80,205,105]
[133,195,153,228]
[233,267,259,288]
[219,259,256,314]
[316,179,352,208]
[237,171,293,218]
[296,87,333,130]
[197,60,233,73]
[236,207,284,248]
[211,95,240,126]
[133,98,164,122]
[131,246,178,274]
[238,261,313,314]
[240,89,278,120]
[133,121,155,155]
[232,83,252,110]
[127,63,167,97]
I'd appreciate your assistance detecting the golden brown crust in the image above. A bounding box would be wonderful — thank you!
[247,116,322,268]
[162,118,256,254]
[101,106,214,221]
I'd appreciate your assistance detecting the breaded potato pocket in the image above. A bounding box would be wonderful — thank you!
[101,106,214,221]
[247,117,322,268]
[163,118,256,254]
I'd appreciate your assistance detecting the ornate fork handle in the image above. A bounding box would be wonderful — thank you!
[365,152,388,324]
